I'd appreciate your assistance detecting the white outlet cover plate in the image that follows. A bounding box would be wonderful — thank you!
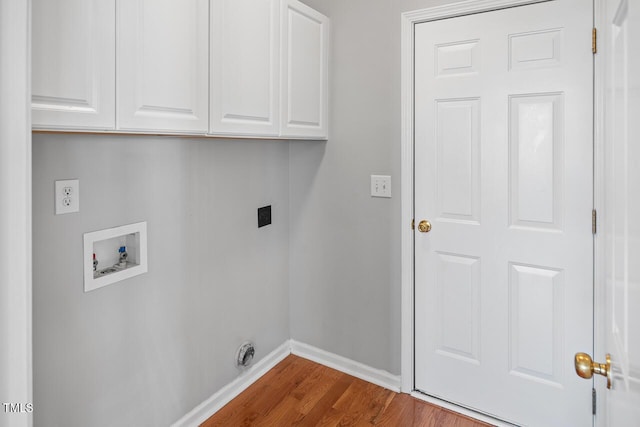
[55,179,79,214]
[371,175,391,198]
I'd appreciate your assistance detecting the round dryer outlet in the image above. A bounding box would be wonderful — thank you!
[235,341,255,368]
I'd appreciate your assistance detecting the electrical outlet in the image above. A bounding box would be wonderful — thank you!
[55,179,79,214]
[371,175,391,198]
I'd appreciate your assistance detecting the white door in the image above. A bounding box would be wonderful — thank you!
[414,1,594,425]
[598,0,640,424]
[32,0,115,130]
[117,0,209,133]
[210,0,280,136]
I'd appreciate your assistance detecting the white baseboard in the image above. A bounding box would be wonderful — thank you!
[171,340,291,427]
[290,340,402,392]
[172,339,402,426]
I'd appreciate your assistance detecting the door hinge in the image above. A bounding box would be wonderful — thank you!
[592,388,597,415]
[593,28,598,54]
[411,219,415,230]
[592,209,597,234]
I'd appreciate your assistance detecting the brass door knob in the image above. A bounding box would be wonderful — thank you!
[418,220,432,233]
[574,352,612,389]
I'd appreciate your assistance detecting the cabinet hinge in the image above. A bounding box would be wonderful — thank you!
[593,28,598,54]
[411,219,415,230]
[592,209,597,234]
[592,388,597,415]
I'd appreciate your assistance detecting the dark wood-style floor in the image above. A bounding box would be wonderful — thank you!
[201,355,493,426]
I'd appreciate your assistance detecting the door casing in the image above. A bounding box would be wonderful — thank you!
[400,0,603,424]
[0,1,33,426]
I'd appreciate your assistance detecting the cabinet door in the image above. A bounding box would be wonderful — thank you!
[32,0,115,130]
[117,0,209,133]
[210,0,280,136]
[280,0,329,139]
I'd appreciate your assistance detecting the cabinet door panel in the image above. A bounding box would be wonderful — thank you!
[117,0,208,132]
[210,0,279,136]
[280,0,329,139]
[32,0,115,130]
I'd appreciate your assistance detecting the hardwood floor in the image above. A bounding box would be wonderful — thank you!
[201,355,493,427]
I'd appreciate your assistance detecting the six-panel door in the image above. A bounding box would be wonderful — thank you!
[414,1,594,425]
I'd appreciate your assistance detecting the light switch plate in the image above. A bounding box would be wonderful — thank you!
[371,175,391,198]
[55,179,79,214]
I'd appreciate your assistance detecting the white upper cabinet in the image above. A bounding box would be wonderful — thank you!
[280,0,329,139]
[32,0,116,130]
[210,0,280,136]
[117,0,209,133]
[31,0,328,139]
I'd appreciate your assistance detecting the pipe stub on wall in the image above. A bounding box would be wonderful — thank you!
[235,341,255,368]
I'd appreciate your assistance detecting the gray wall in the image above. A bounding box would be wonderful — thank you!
[290,0,455,375]
[290,0,397,374]
[31,0,460,425]
[33,134,290,426]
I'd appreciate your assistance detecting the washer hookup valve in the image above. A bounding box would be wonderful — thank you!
[118,246,128,267]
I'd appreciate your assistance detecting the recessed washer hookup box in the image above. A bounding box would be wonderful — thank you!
[83,221,148,292]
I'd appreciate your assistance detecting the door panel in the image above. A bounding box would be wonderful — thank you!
[509,263,564,385]
[32,0,115,130]
[509,93,563,230]
[280,0,329,139]
[210,0,280,136]
[414,1,593,425]
[435,99,481,223]
[435,253,481,363]
[117,0,208,132]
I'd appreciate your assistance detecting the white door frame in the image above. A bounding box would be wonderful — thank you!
[592,0,610,422]
[400,0,603,420]
[0,1,33,426]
